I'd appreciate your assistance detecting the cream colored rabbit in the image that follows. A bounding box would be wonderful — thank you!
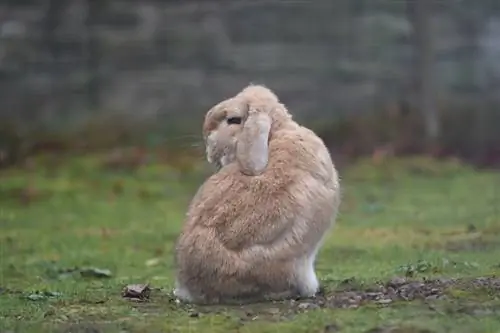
[173,84,340,304]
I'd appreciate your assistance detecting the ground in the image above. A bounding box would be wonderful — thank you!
[1,153,499,333]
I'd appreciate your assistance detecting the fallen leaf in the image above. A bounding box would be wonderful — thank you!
[121,284,151,300]
[43,264,113,280]
[79,267,112,278]
[25,291,62,301]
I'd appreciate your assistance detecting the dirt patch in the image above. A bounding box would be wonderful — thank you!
[295,277,451,310]
[57,323,115,333]
[365,326,434,333]
[165,276,500,322]
[35,277,500,332]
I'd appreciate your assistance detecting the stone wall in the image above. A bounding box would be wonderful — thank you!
[1,0,500,130]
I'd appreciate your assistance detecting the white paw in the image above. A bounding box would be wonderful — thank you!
[297,261,319,297]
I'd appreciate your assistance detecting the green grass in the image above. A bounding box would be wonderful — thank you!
[1,154,500,333]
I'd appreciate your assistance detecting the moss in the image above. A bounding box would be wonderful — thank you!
[1,156,499,332]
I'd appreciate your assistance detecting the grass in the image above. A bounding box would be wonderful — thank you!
[1,153,500,333]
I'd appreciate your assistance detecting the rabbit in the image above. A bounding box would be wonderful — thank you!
[173,84,341,305]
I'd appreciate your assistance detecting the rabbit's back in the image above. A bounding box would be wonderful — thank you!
[181,124,338,251]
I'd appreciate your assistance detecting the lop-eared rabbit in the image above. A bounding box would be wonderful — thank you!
[174,84,340,304]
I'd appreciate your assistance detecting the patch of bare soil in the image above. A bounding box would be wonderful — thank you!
[39,277,500,333]
[170,276,500,322]
[58,324,103,333]
[364,326,434,333]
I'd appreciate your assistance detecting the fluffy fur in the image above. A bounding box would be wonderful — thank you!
[173,84,341,304]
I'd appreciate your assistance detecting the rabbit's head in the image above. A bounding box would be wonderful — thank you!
[203,84,291,175]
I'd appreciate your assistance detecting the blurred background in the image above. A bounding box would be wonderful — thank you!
[1,0,500,170]
[2,2,500,330]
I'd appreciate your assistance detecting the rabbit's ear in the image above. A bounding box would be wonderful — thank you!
[236,110,271,176]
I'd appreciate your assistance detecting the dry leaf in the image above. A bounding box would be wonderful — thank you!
[121,284,150,300]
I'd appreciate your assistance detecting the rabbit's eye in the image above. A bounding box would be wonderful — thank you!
[227,117,242,125]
